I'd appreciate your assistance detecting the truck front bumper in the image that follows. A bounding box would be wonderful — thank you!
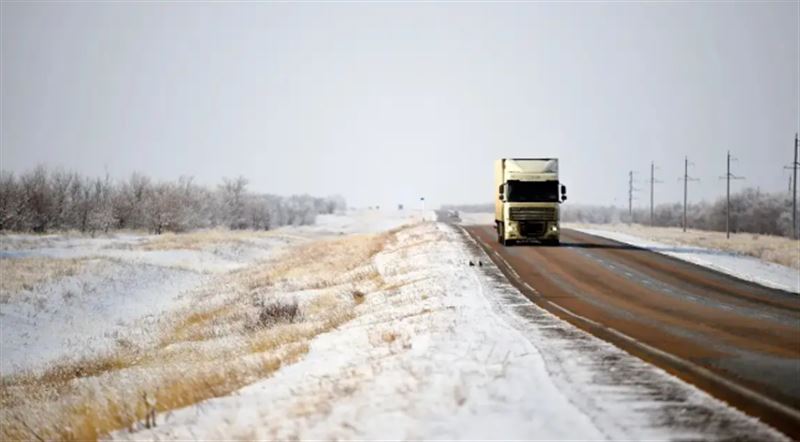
[505,220,560,241]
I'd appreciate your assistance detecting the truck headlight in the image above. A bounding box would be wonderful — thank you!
[551,225,558,231]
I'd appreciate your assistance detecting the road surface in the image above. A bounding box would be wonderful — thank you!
[464,225,800,437]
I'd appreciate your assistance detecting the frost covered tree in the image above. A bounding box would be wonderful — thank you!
[561,187,795,237]
[0,166,346,234]
[19,166,54,232]
[0,171,21,231]
[112,173,150,229]
[219,176,249,229]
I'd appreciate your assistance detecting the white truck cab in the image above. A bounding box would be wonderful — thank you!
[495,158,567,246]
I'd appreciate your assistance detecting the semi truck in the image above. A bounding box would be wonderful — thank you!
[495,158,567,246]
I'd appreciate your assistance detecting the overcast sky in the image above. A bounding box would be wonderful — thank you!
[2,1,798,208]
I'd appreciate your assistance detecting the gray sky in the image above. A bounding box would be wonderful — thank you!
[2,1,798,208]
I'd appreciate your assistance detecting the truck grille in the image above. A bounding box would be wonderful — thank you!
[520,222,546,236]
[509,207,556,221]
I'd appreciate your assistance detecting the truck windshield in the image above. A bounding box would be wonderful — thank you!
[507,180,560,203]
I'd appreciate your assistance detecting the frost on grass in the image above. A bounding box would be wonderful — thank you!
[0,230,391,441]
[0,256,92,302]
[136,228,297,252]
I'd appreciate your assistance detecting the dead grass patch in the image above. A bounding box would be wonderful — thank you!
[2,343,308,441]
[138,228,290,251]
[241,233,387,291]
[381,330,399,344]
[0,256,93,302]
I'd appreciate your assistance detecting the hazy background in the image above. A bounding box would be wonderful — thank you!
[2,1,798,209]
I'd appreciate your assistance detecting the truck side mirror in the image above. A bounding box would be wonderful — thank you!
[498,184,504,201]
[560,184,567,202]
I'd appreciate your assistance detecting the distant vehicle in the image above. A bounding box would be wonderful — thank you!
[495,158,567,246]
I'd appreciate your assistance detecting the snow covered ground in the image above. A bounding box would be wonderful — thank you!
[0,210,415,375]
[1,232,283,374]
[572,226,799,294]
[108,218,785,440]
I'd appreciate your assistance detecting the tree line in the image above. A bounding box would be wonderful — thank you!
[442,188,796,238]
[0,167,346,234]
[561,188,795,237]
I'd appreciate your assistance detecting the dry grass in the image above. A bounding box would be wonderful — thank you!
[1,344,307,441]
[0,230,392,441]
[0,256,93,302]
[240,232,387,290]
[138,228,302,251]
[568,223,800,270]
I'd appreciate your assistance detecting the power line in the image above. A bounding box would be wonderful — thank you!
[719,151,745,239]
[678,156,699,232]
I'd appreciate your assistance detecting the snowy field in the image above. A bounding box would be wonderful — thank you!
[0,210,787,440]
[0,210,418,375]
[1,229,289,373]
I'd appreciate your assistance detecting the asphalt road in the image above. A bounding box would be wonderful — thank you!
[465,225,800,437]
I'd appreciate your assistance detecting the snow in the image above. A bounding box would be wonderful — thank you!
[0,211,419,375]
[574,227,800,294]
[1,260,204,373]
[289,209,419,236]
[110,219,785,441]
[0,236,283,375]
[458,211,495,226]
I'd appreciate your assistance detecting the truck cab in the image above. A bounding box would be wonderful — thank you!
[495,158,567,246]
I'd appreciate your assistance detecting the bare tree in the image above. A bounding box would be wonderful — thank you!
[0,171,21,231]
[0,166,347,234]
[219,176,249,229]
[19,166,54,232]
[49,169,75,230]
[87,175,114,235]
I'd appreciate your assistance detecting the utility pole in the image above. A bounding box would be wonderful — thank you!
[628,171,639,225]
[629,171,633,223]
[649,162,662,226]
[784,133,799,239]
[679,156,699,232]
[720,151,745,239]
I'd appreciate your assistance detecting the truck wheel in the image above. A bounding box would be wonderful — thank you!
[497,223,504,244]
